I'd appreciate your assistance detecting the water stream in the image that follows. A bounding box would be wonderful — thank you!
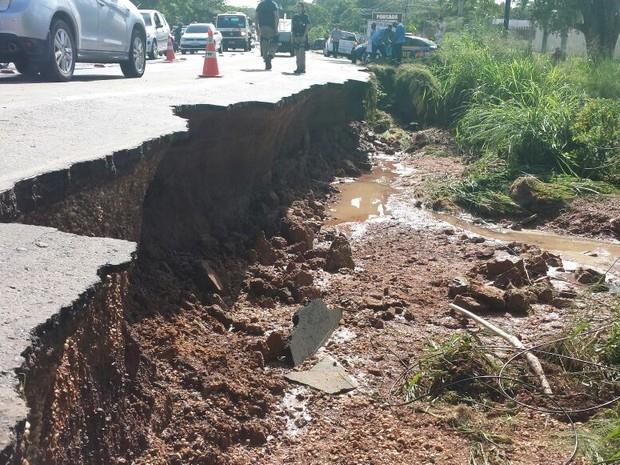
[327,157,620,275]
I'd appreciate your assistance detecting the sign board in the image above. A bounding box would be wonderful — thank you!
[372,12,403,22]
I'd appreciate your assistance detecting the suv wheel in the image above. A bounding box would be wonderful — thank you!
[42,19,76,81]
[120,30,146,78]
[149,40,157,60]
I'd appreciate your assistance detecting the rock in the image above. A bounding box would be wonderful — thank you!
[552,297,573,309]
[285,356,357,394]
[265,331,287,361]
[494,266,527,289]
[486,254,524,277]
[541,251,562,268]
[504,289,531,314]
[448,276,470,298]
[532,285,554,304]
[404,310,415,321]
[282,215,314,250]
[255,231,277,266]
[469,236,486,244]
[470,284,505,312]
[306,257,327,270]
[293,286,322,303]
[249,278,276,297]
[270,236,288,249]
[304,246,329,260]
[369,317,385,329]
[380,308,396,320]
[362,296,386,311]
[289,300,343,366]
[287,242,308,255]
[476,248,495,260]
[610,218,620,235]
[575,267,605,285]
[293,270,314,287]
[324,235,355,272]
[509,176,566,209]
[204,304,232,327]
[342,159,362,177]
[453,295,489,313]
[526,255,548,276]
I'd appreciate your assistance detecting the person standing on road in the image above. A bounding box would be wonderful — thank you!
[392,21,406,64]
[366,23,376,61]
[256,0,280,70]
[370,25,386,60]
[292,2,310,74]
[330,26,342,58]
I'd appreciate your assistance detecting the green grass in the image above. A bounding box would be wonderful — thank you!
[369,31,620,216]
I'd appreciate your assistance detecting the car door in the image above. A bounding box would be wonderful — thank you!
[97,0,130,52]
[153,12,167,52]
[72,0,99,51]
[340,33,356,55]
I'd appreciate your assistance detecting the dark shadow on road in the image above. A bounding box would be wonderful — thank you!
[241,69,270,72]
[0,74,125,84]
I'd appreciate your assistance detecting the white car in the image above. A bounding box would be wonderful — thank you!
[324,31,358,58]
[0,0,146,81]
[180,23,222,54]
[140,10,171,59]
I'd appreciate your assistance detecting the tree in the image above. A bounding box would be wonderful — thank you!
[530,0,620,59]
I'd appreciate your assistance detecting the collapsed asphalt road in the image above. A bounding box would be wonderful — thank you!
[0,50,369,462]
[0,51,365,193]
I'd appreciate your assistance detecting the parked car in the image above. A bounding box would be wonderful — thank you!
[140,10,171,59]
[0,0,147,81]
[351,34,437,64]
[311,38,326,51]
[216,12,252,51]
[180,23,222,54]
[323,30,358,57]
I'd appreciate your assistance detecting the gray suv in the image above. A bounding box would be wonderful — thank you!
[0,0,147,81]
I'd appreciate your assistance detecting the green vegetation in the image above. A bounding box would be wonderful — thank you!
[372,32,620,216]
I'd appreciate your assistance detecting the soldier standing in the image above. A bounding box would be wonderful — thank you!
[292,2,310,74]
[256,0,280,70]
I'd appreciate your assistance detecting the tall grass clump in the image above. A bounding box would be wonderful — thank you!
[456,81,581,172]
[560,57,620,100]
[392,64,440,123]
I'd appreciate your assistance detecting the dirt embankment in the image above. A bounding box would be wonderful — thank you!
[5,80,374,465]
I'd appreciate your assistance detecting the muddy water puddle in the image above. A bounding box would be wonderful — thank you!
[328,156,620,274]
[325,159,396,225]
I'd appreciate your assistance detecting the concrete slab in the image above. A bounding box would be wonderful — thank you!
[285,356,357,394]
[0,52,368,193]
[0,223,135,451]
[289,299,343,366]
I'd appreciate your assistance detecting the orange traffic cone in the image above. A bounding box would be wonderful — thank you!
[166,35,176,62]
[199,29,221,78]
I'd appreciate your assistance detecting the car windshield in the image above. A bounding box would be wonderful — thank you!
[141,13,152,26]
[185,24,210,33]
[217,16,246,28]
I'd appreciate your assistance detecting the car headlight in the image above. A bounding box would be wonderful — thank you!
[240,31,246,37]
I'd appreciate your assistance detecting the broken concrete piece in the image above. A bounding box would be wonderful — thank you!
[289,299,343,366]
[285,356,357,394]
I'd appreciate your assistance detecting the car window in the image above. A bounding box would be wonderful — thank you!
[343,33,356,41]
[406,37,430,47]
[217,15,246,29]
[185,24,210,33]
[141,13,152,26]
[154,13,163,28]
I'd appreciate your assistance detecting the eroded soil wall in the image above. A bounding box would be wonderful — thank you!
[3,79,371,465]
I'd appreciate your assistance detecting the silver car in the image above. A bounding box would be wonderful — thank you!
[0,0,147,81]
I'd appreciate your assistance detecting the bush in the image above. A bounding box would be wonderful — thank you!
[560,57,620,100]
[570,98,620,181]
[392,64,440,123]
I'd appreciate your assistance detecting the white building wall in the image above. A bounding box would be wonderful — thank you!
[533,27,620,59]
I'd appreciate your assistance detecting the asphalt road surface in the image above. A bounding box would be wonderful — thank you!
[0,51,367,193]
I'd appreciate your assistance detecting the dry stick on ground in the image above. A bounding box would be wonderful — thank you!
[449,303,553,395]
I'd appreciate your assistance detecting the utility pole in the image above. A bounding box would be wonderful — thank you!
[457,0,464,17]
[503,0,511,31]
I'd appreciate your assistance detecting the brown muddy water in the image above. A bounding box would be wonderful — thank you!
[327,157,620,274]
